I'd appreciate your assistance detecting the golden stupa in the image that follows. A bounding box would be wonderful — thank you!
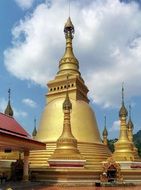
[29,17,111,182]
[113,86,135,161]
[113,86,140,161]
[0,16,141,185]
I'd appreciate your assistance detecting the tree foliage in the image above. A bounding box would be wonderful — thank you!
[108,138,118,153]
[133,130,141,157]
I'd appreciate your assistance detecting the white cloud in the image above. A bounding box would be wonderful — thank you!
[22,98,37,108]
[4,0,141,108]
[109,120,120,132]
[14,0,34,10]
[14,108,28,118]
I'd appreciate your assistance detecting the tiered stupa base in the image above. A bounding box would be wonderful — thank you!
[29,141,111,183]
[30,142,141,184]
[119,161,141,184]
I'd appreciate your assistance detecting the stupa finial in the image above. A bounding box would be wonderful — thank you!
[104,115,106,128]
[32,117,37,137]
[102,115,108,145]
[128,105,134,129]
[4,88,14,117]
[129,105,131,119]
[57,16,80,76]
[119,83,128,117]
[122,82,124,105]
[8,88,11,102]
[64,17,74,39]
[103,115,108,137]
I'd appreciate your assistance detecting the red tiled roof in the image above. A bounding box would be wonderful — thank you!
[0,130,46,150]
[0,113,30,138]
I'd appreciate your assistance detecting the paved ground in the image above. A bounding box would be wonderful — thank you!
[23,186,141,190]
[1,182,141,190]
[11,186,141,190]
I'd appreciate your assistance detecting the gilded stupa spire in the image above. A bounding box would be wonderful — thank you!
[119,83,128,117]
[4,88,14,117]
[102,115,108,145]
[57,17,80,76]
[32,118,37,138]
[47,16,89,105]
[58,76,75,140]
[113,84,134,161]
[118,84,129,141]
[49,76,84,164]
[54,76,78,151]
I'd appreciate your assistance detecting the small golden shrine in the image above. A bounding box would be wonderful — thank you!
[100,157,123,183]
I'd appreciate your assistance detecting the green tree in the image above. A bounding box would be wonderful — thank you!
[108,138,118,153]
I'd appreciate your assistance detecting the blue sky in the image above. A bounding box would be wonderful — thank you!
[0,0,141,139]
